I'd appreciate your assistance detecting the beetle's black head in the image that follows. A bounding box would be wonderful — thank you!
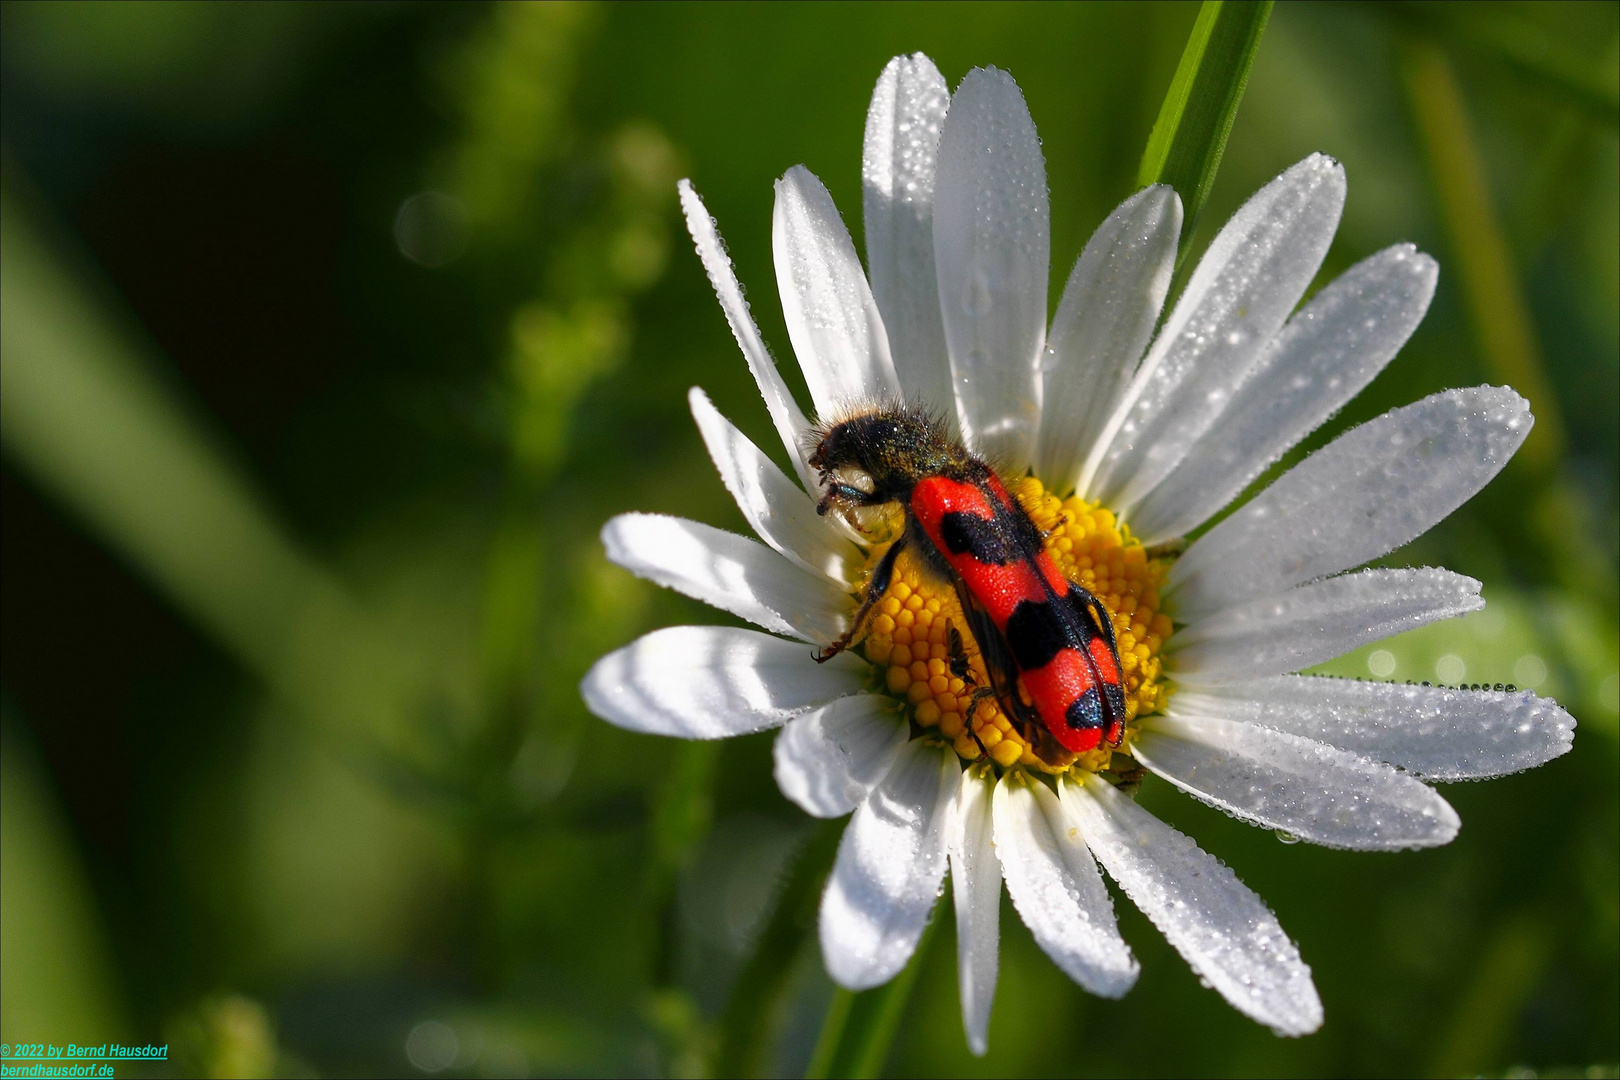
[807,406,979,516]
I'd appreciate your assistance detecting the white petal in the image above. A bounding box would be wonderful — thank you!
[950,764,1000,1056]
[864,53,955,424]
[1169,386,1533,622]
[1084,155,1347,512]
[1170,676,1576,781]
[1133,715,1461,850]
[1035,185,1181,495]
[581,626,866,740]
[991,773,1138,997]
[1064,778,1322,1036]
[773,166,901,419]
[1130,245,1439,544]
[932,67,1049,470]
[601,513,852,645]
[821,740,958,989]
[680,180,818,491]
[1167,568,1483,685]
[773,695,909,818]
[688,387,861,584]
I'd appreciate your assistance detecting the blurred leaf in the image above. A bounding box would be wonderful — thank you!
[0,184,344,682]
[0,708,124,1042]
[169,995,283,1080]
[0,181,428,761]
[1137,0,1273,249]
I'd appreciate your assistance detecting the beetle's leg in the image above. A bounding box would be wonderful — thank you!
[1112,760,1146,785]
[969,727,991,762]
[947,623,973,683]
[960,685,1003,762]
[964,685,999,715]
[813,535,906,664]
[1109,759,1146,796]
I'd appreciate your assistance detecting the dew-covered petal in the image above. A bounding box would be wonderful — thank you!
[991,774,1138,997]
[1130,245,1438,545]
[1170,676,1576,781]
[582,626,867,740]
[689,387,861,585]
[1064,778,1322,1036]
[821,740,958,990]
[1133,715,1460,850]
[1035,185,1181,496]
[951,764,1000,1056]
[774,166,901,419]
[864,52,954,424]
[1168,568,1483,685]
[1084,155,1346,512]
[1169,386,1533,622]
[601,513,852,645]
[680,180,819,491]
[932,67,1049,470]
[773,695,909,818]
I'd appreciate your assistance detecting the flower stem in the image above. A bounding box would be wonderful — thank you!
[804,894,945,1080]
[804,988,853,1080]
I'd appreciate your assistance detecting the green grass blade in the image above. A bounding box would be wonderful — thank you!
[1138,0,1273,246]
[1383,2,1619,127]
[0,179,409,752]
[1398,38,1568,472]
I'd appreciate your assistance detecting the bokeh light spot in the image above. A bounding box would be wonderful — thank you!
[394,191,469,268]
[406,1020,458,1073]
[1513,654,1548,689]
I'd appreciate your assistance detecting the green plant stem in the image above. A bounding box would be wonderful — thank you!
[805,893,945,1080]
[805,988,854,1080]
[1137,0,1272,256]
[1398,37,1568,474]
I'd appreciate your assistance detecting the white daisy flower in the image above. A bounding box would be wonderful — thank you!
[581,53,1576,1052]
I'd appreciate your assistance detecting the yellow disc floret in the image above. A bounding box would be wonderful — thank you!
[856,477,1173,775]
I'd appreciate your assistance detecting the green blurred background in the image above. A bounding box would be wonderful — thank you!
[1,2,1615,1077]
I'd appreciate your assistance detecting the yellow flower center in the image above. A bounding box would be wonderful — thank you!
[856,476,1174,775]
